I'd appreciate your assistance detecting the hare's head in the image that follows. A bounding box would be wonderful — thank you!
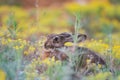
[44,32,87,49]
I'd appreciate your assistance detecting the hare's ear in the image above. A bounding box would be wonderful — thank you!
[77,34,87,42]
[58,32,87,43]
[59,32,73,42]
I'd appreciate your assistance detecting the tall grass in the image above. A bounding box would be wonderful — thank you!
[0,7,120,80]
[0,13,25,80]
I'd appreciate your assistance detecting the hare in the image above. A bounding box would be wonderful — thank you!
[44,32,87,49]
[43,32,106,68]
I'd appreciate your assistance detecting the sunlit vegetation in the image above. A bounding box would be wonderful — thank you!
[0,0,120,80]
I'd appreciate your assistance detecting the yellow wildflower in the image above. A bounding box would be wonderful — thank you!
[98,40,102,43]
[64,42,74,46]
[0,69,6,80]
[24,51,29,55]
[0,32,4,37]
[43,58,51,66]
[114,52,120,59]
[18,39,22,42]
[1,39,8,45]
[118,76,120,80]
[92,63,96,66]
[7,38,12,43]
[19,44,24,49]
[13,46,19,50]
[22,40,27,45]
[86,59,91,64]
[88,72,112,80]
[56,61,61,65]
[51,56,55,62]
[98,64,102,68]
[29,46,35,52]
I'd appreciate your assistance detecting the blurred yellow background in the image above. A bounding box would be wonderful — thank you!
[0,0,120,41]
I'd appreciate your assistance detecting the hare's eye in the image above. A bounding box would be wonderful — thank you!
[53,36,60,43]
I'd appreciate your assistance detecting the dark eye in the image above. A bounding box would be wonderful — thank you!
[53,36,60,43]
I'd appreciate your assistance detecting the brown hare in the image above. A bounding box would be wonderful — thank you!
[42,32,106,68]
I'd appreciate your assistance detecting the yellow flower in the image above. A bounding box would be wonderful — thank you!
[0,32,4,37]
[51,56,55,62]
[18,39,22,41]
[29,46,35,52]
[98,64,102,68]
[64,42,74,46]
[7,38,12,43]
[56,61,61,65]
[88,72,111,80]
[13,46,19,50]
[98,40,102,43]
[1,38,8,45]
[40,74,48,80]
[24,51,29,55]
[22,40,27,45]
[118,76,120,80]
[92,63,96,67]
[114,52,120,59]
[0,69,6,80]
[40,76,47,80]
[86,59,91,64]
[43,58,51,66]
[19,45,24,49]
